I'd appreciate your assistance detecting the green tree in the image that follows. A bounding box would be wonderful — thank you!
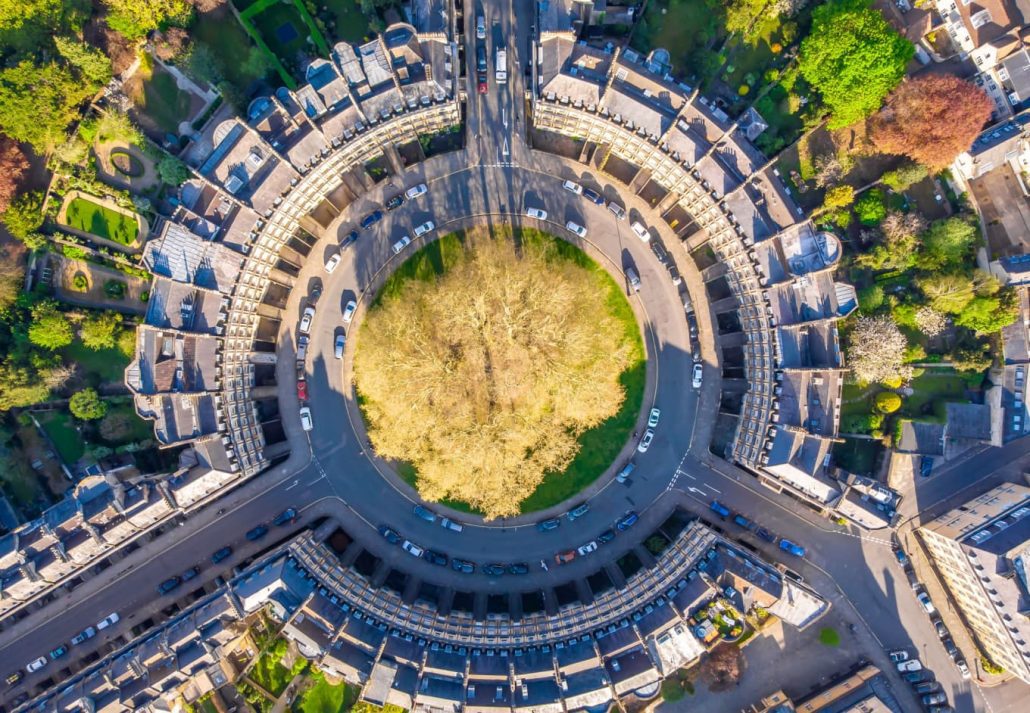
[28,300,74,350]
[54,35,113,86]
[0,362,51,410]
[917,217,980,270]
[103,0,193,40]
[955,294,1018,334]
[69,387,107,420]
[857,284,885,314]
[799,0,913,127]
[917,272,975,314]
[823,184,855,210]
[874,391,902,413]
[881,161,928,191]
[725,0,771,36]
[855,188,887,226]
[0,0,89,58]
[1,190,44,241]
[0,60,97,151]
[950,343,991,372]
[156,154,190,185]
[79,311,123,350]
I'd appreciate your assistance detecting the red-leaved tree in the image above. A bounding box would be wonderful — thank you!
[0,136,29,213]
[870,74,993,171]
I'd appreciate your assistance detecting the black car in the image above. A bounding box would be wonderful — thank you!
[902,671,928,683]
[668,265,683,286]
[308,283,322,306]
[360,211,383,229]
[582,187,605,205]
[385,195,404,211]
[273,508,297,526]
[341,230,359,250]
[483,563,506,576]
[755,527,776,543]
[616,511,639,531]
[942,637,959,657]
[181,566,201,582]
[914,682,941,694]
[934,620,948,638]
[597,529,616,544]
[211,546,233,564]
[650,240,669,266]
[245,525,269,541]
[451,558,475,574]
[537,518,561,532]
[508,562,530,575]
[157,576,181,594]
[423,550,449,566]
[378,525,402,544]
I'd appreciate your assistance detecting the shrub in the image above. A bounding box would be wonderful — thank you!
[981,657,1004,675]
[857,285,885,314]
[855,189,887,226]
[70,388,108,420]
[72,273,89,292]
[874,391,902,413]
[104,279,126,300]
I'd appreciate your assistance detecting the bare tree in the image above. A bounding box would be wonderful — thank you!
[353,234,636,518]
[813,154,843,188]
[847,315,913,385]
[915,306,948,339]
[699,644,744,692]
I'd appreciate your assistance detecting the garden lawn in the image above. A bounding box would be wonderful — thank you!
[39,411,85,465]
[248,0,327,64]
[297,673,358,713]
[128,55,196,136]
[249,639,307,697]
[325,0,370,43]
[101,404,155,445]
[723,14,781,93]
[63,197,139,246]
[64,341,132,385]
[193,7,270,91]
[901,371,969,421]
[632,0,724,77]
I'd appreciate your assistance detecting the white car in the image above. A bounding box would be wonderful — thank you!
[413,220,435,237]
[299,407,313,431]
[637,429,654,453]
[648,408,661,428]
[565,221,587,238]
[402,540,424,558]
[26,656,46,673]
[71,626,96,645]
[334,333,345,359]
[692,363,703,389]
[577,541,598,556]
[562,179,583,195]
[526,207,548,220]
[299,306,316,334]
[956,658,971,679]
[405,183,428,200]
[324,254,341,273]
[392,235,412,254]
[476,15,486,39]
[343,300,357,323]
[96,612,119,630]
[897,660,923,672]
[917,591,936,614]
[631,221,650,242]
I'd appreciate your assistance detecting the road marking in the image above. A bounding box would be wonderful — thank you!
[502,138,510,157]
[702,483,721,494]
[284,479,300,491]
[686,486,706,497]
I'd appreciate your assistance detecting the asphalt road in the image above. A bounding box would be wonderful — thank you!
[3,2,1029,710]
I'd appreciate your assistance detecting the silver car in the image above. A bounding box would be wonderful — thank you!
[334,333,346,359]
[343,300,357,323]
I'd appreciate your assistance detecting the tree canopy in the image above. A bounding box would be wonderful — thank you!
[70,387,108,420]
[0,0,89,58]
[28,300,73,350]
[847,315,913,385]
[1,190,44,241]
[871,74,992,171]
[0,59,98,151]
[917,216,980,270]
[80,311,122,350]
[0,136,29,214]
[799,0,913,128]
[354,235,637,519]
[103,0,193,40]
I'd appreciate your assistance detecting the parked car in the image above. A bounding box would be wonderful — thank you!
[901,671,927,683]
[245,525,269,541]
[616,511,639,531]
[157,577,181,594]
[360,210,383,229]
[608,202,626,220]
[25,657,46,674]
[299,306,316,334]
[934,620,949,638]
[888,650,909,663]
[296,378,308,401]
[211,546,233,564]
[423,549,448,566]
[71,627,97,645]
[413,505,436,522]
[562,180,583,195]
[921,693,947,706]
[402,540,424,558]
[378,526,402,544]
[340,230,359,250]
[577,541,598,556]
[299,407,313,431]
[582,187,604,205]
[451,558,475,574]
[919,456,934,478]
[668,265,683,286]
[597,529,616,544]
[648,408,661,428]
[897,659,923,672]
[343,300,357,323]
[941,637,958,657]
[630,221,650,241]
[914,682,941,694]
[565,221,587,238]
[955,657,971,679]
[413,220,435,238]
[392,235,413,254]
[308,282,322,306]
[5,670,24,685]
[615,461,635,484]
[526,207,547,220]
[755,527,776,543]
[440,517,463,532]
[180,566,200,583]
[566,504,590,521]
[538,517,562,531]
[779,539,805,557]
[692,363,703,389]
[637,429,654,453]
[555,550,576,564]
[917,591,936,614]
[49,645,68,660]
[475,15,486,39]
[96,612,119,631]
[385,195,404,211]
[405,183,428,200]
[508,562,530,575]
[273,508,297,526]
[894,548,908,567]
[334,333,346,359]
[733,513,753,529]
[324,254,341,273]
[710,501,731,518]
[483,563,506,576]
[650,239,669,266]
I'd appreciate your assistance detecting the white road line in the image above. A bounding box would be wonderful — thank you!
[702,483,721,494]
[284,479,300,491]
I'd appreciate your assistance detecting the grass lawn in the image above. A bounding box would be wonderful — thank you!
[819,627,841,647]
[248,0,324,66]
[100,403,154,445]
[371,229,645,515]
[128,54,195,136]
[324,0,371,43]
[249,639,307,697]
[723,14,782,92]
[632,0,724,78]
[39,411,85,465]
[902,371,969,420]
[64,340,132,385]
[193,6,271,91]
[297,672,359,713]
[832,437,881,476]
[0,450,47,506]
[63,197,139,246]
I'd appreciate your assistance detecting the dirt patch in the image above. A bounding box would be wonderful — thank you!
[95,141,161,193]
[52,255,149,314]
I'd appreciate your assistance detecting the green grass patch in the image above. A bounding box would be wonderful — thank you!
[62,197,139,246]
[249,639,307,697]
[64,340,132,385]
[297,672,359,713]
[100,403,155,444]
[193,8,271,91]
[901,371,968,420]
[324,0,372,43]
[129,54,195,136]
[818,627,841,647]
[371,228,646,515]
[242,0,330,81]
[0,450,46,506]
[39,411,85,464]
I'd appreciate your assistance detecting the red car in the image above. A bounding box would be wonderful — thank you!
[296,379,308,401]
[478,77,488,94]
[555,551,576,565]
